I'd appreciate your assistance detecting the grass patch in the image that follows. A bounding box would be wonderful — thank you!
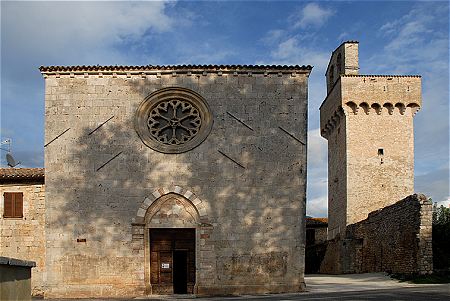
[390,271,450,284]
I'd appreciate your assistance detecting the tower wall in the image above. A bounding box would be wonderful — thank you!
[342,76,421,226]
[321,42,422,239]
[325,110,347,238]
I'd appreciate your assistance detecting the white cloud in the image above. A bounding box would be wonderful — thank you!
[384,21,431,51]
[337,31,349,41]
[262,37,330,71]
[306,128,329,217]
[3,1,175,66]
[308,128,328,167]
[261,29,286,45]
[306,196,328,217]
[379,5,435,50]
[171,42,235,65]
[437,198,450,208]
[272,38,299,61]
[291,3,334,29]
[415,167,450,204]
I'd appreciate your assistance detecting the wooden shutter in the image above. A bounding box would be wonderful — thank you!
[3,192,23,218]
[14,193,23,218]
[4,192,13,217]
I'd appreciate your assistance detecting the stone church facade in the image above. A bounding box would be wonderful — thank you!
[39,65,311,297]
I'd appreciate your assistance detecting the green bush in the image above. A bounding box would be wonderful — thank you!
[433,203,450,270]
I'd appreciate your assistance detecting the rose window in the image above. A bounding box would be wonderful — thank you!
[135,88,213,153]
[148,100,201,145]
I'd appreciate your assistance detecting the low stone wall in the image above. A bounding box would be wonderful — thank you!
[320,194,433,275]
[0,256,36,301]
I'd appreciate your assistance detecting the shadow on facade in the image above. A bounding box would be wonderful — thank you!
[47,73,307,295]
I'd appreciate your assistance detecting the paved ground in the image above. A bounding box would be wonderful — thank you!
[33,273,450,301]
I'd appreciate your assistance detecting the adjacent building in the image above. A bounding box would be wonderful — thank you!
[0,168,45,296]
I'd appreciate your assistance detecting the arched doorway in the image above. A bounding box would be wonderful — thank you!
[143,193,201,295]
[150,228,195,294]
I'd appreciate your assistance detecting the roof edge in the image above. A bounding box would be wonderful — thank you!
[341,74,421,78]
[39,64,313,74]
[0,168,45,183]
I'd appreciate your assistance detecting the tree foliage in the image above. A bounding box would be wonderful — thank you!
[433,202,450,270]
[433,202,450,224]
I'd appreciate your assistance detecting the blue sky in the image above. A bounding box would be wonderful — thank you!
[1,1,449,216]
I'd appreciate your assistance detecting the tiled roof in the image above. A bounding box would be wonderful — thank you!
[306,217,328,226]
[39,64,313,73]
[0,168,45,182]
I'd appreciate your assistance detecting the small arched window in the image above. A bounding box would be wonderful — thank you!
[336,53,342,75]
[329,65,335,88]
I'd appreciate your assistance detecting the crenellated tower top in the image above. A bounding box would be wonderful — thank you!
[321,40,421,140]
[320,74,421,139]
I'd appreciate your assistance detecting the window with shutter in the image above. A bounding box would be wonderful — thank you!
[14,193,23,218]
[3,192,24,218]
[3,193,13,217]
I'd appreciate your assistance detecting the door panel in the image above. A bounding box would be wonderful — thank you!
[159,251,173,284]
[150,228,195,294]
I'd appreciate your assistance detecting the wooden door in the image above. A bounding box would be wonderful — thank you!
[150,229,195,294]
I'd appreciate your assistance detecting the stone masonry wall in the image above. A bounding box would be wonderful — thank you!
[320,194,433,275]
[343,75,421,226]
[321,75,421,236]
[43,67,309,297]
[314,227,327,245]
[325,42,359,93]
[0,183,46,296]
[326,113,347,239]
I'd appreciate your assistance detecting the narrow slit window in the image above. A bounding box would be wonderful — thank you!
[378,148,384,156]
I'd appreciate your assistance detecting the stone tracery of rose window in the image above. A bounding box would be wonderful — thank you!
[148,100,202,145]
[135,87,213,154]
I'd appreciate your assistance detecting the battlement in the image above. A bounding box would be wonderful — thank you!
[320,74,421,138]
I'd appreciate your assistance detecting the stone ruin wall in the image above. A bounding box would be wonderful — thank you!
[0,183,46,296]
[320,194,433,275]
[42,67,309,297]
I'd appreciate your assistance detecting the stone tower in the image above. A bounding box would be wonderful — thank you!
[320,41,422,239]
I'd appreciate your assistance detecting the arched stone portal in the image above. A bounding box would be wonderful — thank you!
[132,187,212,295]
